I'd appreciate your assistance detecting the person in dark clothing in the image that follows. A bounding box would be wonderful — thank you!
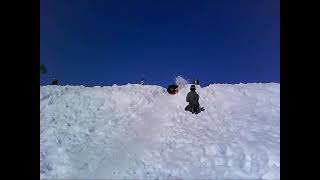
[185,85,200,114]
[51,77,58,85]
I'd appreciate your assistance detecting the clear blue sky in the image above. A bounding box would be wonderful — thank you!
[40,0,279,87]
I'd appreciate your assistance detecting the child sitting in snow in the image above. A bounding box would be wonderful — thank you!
[185,85,200,114]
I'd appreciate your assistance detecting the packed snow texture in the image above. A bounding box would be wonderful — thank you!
[175,76,189,89]
[40,83,280,179]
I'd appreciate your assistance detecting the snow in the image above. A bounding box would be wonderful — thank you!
[40,83,280,179]
[175,76,189,89]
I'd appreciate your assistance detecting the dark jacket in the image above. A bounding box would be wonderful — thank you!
[185,90,200,112]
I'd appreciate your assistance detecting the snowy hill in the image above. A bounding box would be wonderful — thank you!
[40,83,280,179]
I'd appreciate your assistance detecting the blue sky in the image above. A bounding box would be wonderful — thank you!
[40,0,279,87]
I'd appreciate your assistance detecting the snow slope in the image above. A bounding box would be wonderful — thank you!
[40,83,280,179]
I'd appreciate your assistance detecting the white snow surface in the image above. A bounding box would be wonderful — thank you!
[40,83,280,179]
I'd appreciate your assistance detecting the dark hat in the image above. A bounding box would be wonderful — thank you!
[190,85,196,90]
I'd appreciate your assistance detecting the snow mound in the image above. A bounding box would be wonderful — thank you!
[40,83,280,179]
[175,76,189,89]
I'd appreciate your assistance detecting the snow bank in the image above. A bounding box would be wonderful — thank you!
[40,83,280,179]
[175,76,189,89]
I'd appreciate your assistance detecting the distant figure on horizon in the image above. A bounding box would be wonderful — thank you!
[185,85,200,114]
[194,79,200,85]
[51,77,58,85]
[140,79,145,85]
